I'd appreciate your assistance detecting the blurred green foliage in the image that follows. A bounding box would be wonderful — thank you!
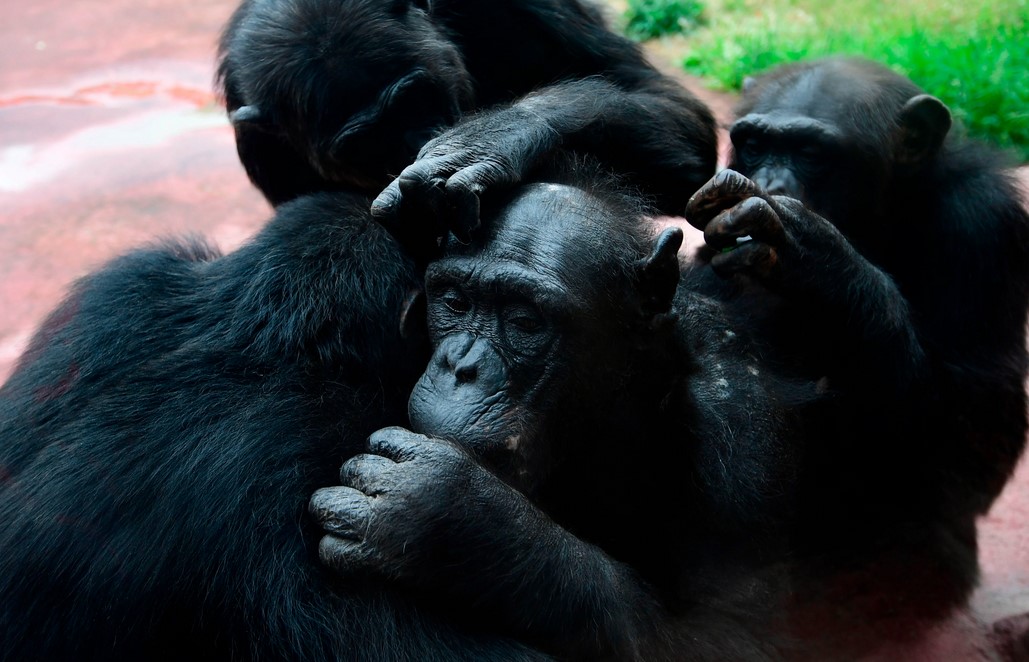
[625,0,706,39]
[630,0,1029,159]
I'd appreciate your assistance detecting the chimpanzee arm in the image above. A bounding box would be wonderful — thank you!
[371,77,717,238]
[685,170,928,393]
[310,428,688,661]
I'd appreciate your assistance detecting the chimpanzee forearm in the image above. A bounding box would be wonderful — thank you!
[770,206,928,393]
[516,77,718,212]
[686,171,928,394]
[437,492,677,660]
[310,430,678,661]
[370,79,716,236]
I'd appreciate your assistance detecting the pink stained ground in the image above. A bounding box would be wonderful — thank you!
[0,0,1026,658]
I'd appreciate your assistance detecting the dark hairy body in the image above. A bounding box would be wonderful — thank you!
[311,174,807,661]
[0,164,800,661]
[0,192,556,661]
[0,1,724,656]
[216,0,717,216]
[685,57,1029,618]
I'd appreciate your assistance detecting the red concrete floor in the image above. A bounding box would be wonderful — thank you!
[1,0,1027,658]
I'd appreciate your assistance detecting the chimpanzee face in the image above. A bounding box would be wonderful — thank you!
[407,182,682,494]
[727,59,951,238]
[407,185,604,490]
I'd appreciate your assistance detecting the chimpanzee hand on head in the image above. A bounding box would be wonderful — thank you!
[218,0,718,215]
[371,104,563,245]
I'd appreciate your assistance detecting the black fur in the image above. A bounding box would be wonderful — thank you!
[0,193,548,661]
[216,0,717,212]
[312,164,807,660]
[686,57,1029,616]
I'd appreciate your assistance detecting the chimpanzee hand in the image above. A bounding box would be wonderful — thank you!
[309,427,531,584]
[684,169,854,292]
[371,105,561,244]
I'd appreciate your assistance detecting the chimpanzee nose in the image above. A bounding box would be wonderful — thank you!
[454,338,491,384]
[436,334,506,391]
[454,358,477,383]
[753,167,802,198]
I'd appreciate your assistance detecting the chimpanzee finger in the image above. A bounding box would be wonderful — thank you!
[367,426,432,463]
[370,179,403,223]
[309,486,373,540]
[338,453,397,495]
[446,165,497,242]
[685,169,764,231]
[318,534,373,574]
[709,241,779,281]
[395,165,450,220]
[703,196,785,250]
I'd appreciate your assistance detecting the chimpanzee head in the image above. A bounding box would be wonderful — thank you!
[407,178,684,494]
[218,0,474,192]
[728,58,952,237]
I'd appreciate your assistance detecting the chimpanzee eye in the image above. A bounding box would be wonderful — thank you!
[504,306,545,334]
[736,139,766,166]
[441,290,470,314]
[796,144,825,173]
[509,315,542,333]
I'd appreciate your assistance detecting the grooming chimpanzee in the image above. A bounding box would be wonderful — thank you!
[685,58,1029,610]
[310,173,806,661]
[216,0,717,214]
[0,158,799,659]
[0,191,556,661]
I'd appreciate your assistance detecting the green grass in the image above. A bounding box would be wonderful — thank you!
[642,0,1029,159]
[625,0,706,39]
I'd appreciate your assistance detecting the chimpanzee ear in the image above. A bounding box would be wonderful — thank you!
[399,289,427,341]
[895,94,951,168]
[229,105,267,127]
[636,227,683,317]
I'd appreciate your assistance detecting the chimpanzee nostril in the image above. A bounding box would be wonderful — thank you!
[454,362,477,383]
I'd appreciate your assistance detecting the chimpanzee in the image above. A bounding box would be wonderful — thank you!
[309,171,808,661]
[0,191,555,661]
[684,58,1029,609]
[0,158,801,659]
[216,0,717,214]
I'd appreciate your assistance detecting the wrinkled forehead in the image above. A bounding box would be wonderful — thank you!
[749,65,878,127]
[442,183,621,293]
[483,184,615,276]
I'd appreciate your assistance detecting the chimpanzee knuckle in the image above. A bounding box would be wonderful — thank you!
[367,426,428,461]
[743,197,786,243]
[339,454,392,491]
[309,487,373,540]
[318,534,373,574]
[369,181,401,220]
[416,134,459,160]
[710,241,778,280]
[702,209,744,250]
[713,168,760,195]
[687,180,742,228]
